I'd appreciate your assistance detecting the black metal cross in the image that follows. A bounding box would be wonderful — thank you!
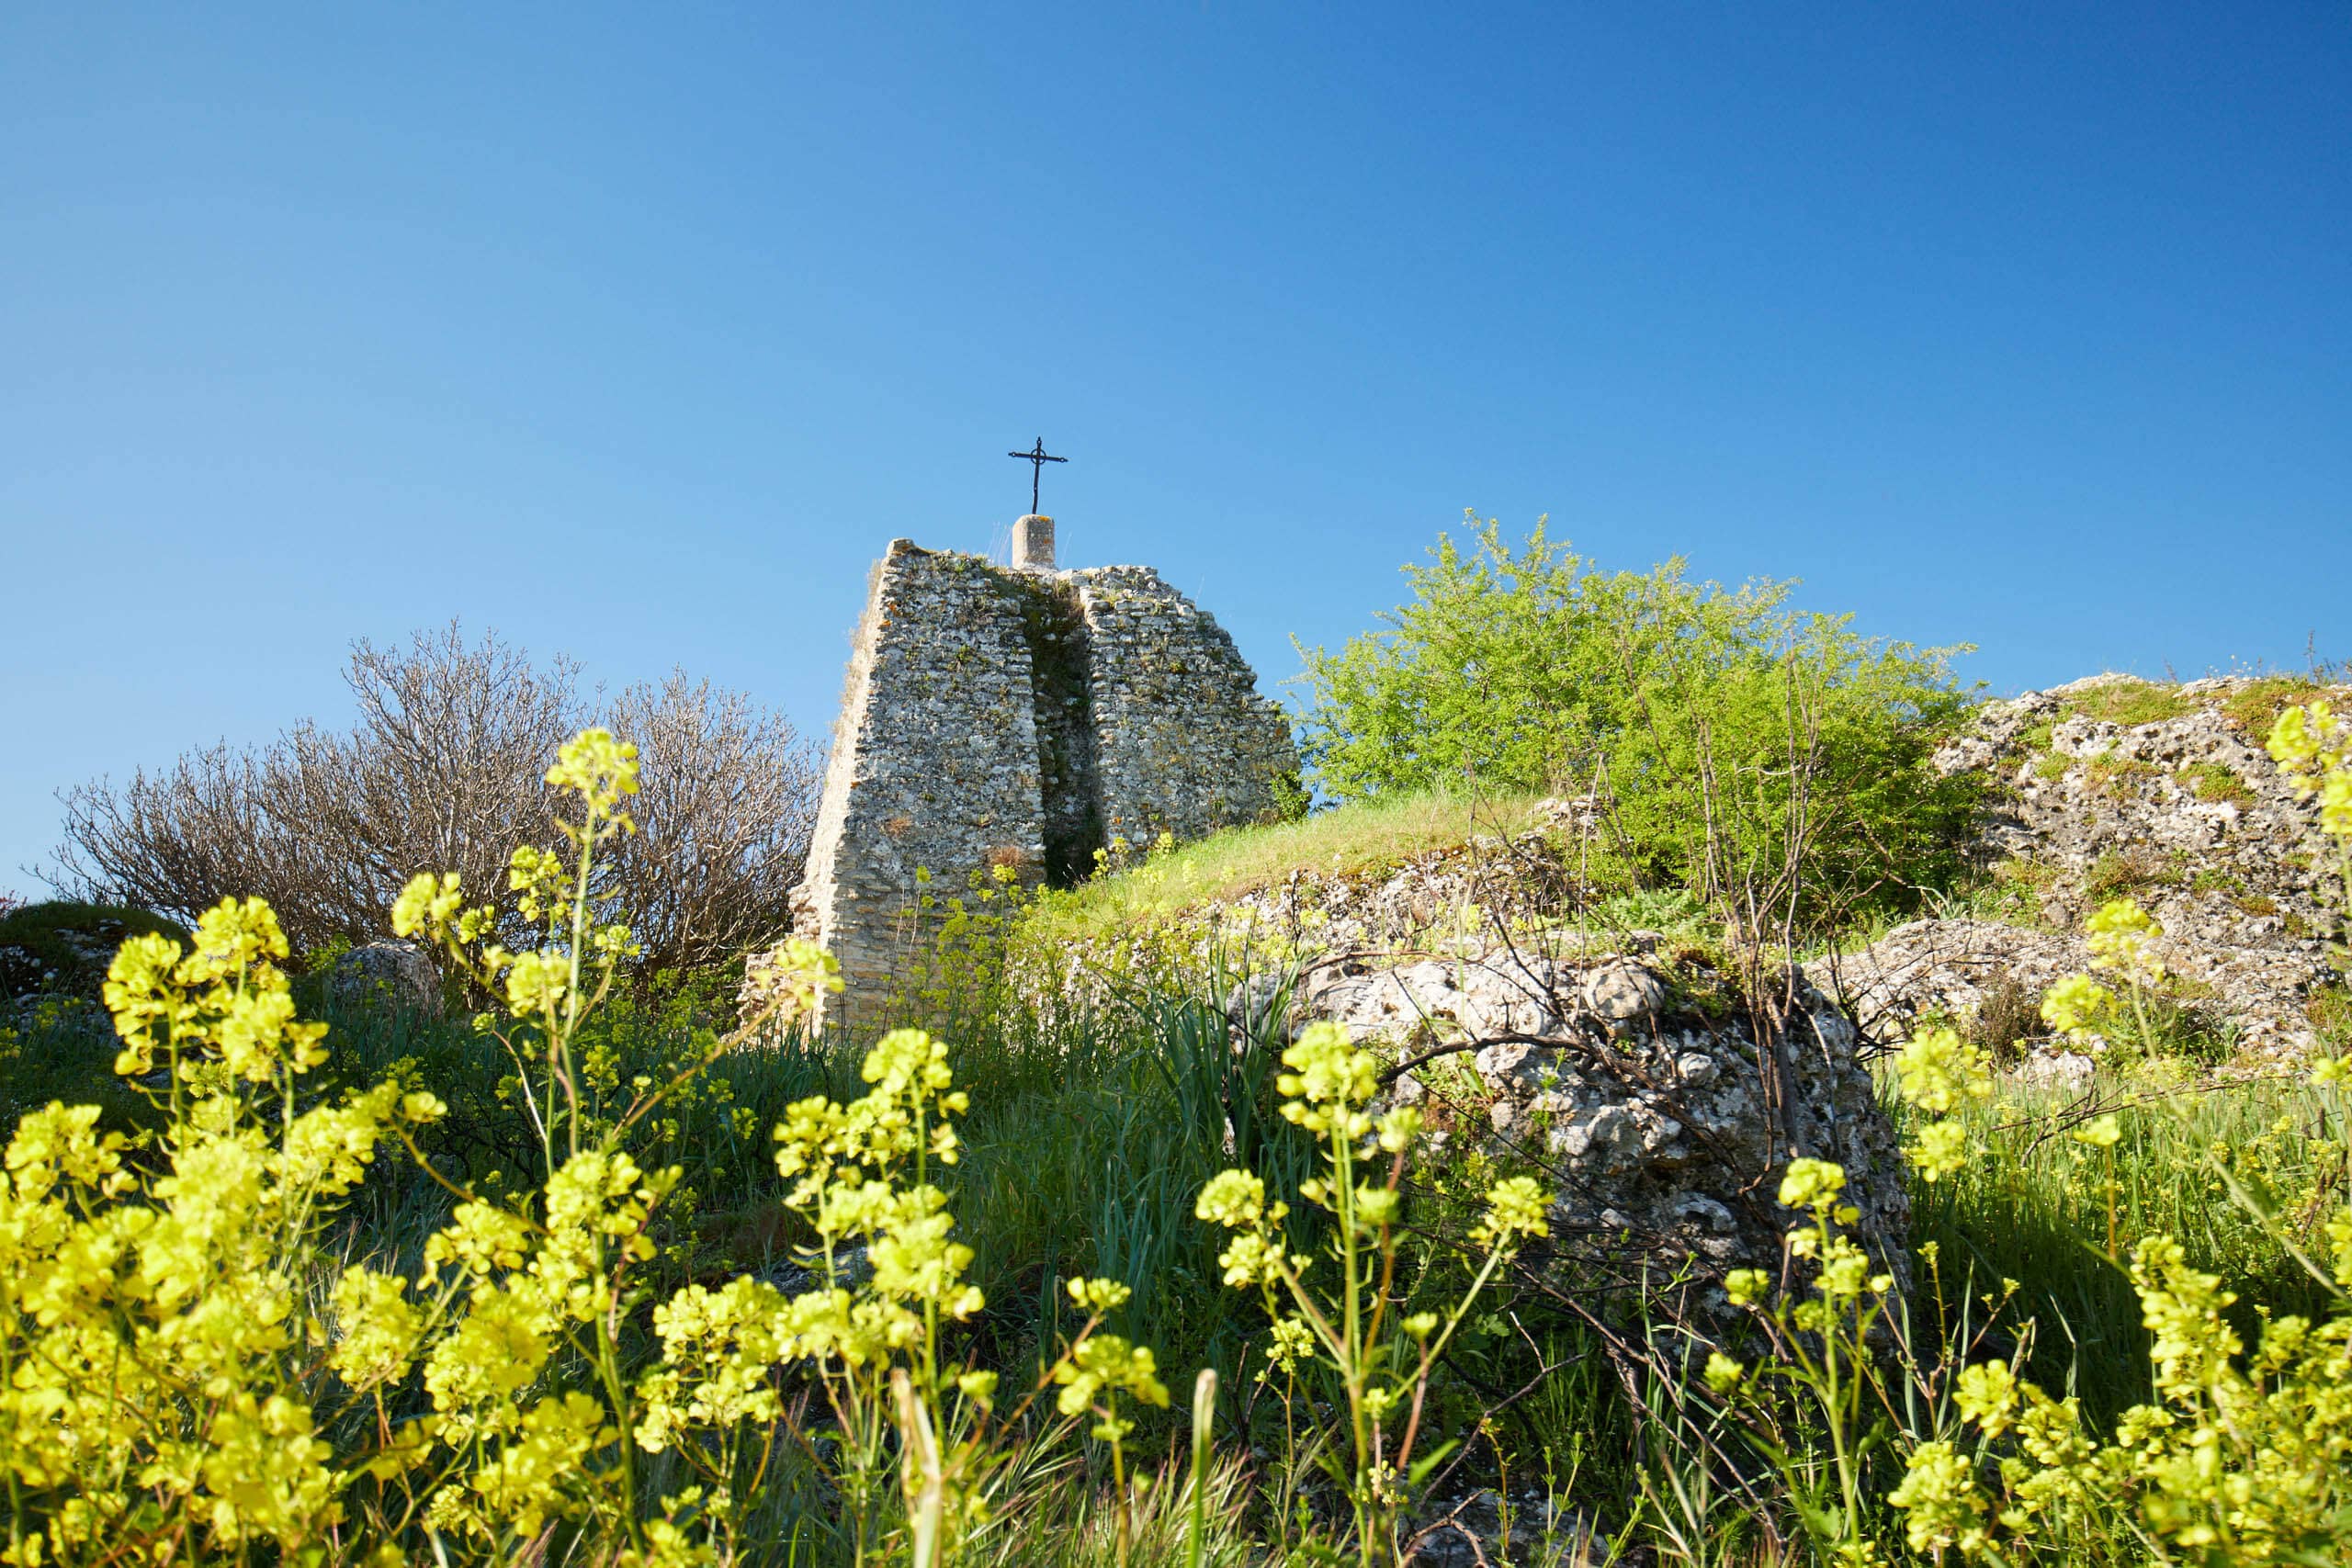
[1007,437,1068,514]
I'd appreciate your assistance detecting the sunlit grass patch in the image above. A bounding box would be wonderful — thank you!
[1025,790,1550,942]
[2055,677,2198,728]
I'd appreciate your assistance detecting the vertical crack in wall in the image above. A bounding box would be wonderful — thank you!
[1008,574,1103,886]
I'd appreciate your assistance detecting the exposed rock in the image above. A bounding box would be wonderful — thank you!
[1582,959,1668,1032]
[1408,1488,1597,1567]
[1826,675,2346,1060]
[0,902,191,1005]
[324,941,441,1013]
[1250,948,1909,1314]
[762,1243,872,1299]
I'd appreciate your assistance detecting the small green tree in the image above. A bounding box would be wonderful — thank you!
[1295,514,1979,931]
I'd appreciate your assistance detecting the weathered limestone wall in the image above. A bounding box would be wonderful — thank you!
[790,535,1298,1021]
[789,540,1046,1007]
[1075,567,1297,845]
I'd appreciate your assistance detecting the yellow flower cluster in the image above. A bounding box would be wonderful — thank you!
[1890,1227,2352,1561]
[2084,895,2165,985]
[1892,1025,1995,1182]
[0,898,435,1562]
[4,732,1081,1566]
[1194,1009,1553,1560]
[1273,1021,1381,1138]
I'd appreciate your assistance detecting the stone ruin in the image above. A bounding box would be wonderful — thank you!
[786,515,1299,1022]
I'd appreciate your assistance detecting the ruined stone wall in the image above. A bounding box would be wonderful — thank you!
[789,540,1045,1010]
[789,539,1299,1021]
[1075,566,1298,845]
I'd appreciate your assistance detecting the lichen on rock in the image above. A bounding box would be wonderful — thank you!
[1247,944,1910,1316]
[1822,673,2347,1065]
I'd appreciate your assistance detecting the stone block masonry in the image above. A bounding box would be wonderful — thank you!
[790,528,1299,1021]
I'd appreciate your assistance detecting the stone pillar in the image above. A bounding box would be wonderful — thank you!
[1012,514,1056,571]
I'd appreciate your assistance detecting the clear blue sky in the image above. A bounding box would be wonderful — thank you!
[5,5,2347,896]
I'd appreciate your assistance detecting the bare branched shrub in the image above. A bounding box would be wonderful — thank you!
[48,624,819,974]
[607,671,822,973]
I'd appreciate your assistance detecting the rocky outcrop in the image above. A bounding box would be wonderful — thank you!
[324,940,441,1014]
[0,902,191,1007]
[1240,946,1909,1314]
[1820,674,2346,1062]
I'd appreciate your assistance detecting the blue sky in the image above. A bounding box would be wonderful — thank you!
[4,5,2347,895]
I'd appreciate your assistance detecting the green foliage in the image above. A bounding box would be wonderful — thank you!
[0,993,152,1136]
[2178,759,2255,807]
[1195,1021,1553,1566]
[1294,516,1980,931]
[0,735,1224,1568]
[10,674,2352,1563]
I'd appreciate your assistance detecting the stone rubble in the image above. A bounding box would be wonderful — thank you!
[1820,674,2346,1061]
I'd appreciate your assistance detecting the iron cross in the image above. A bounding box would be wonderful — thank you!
[1008,437,1068,514]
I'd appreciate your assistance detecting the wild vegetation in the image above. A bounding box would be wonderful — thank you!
[4,527,2348,1565]
[46,623,820,973]
[1293,517,1981,936]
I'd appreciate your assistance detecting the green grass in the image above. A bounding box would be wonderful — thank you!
[0,993,152,1134]
[2046,672,2346,742]
[2057,678,2198,728]
[2180,760,2256,807]
[2220,674,2344,738]
[2084,846,2183,902]
[1024,789,1549,943]
[8,882,2348,1563]
[0,898,190,998]
[1911,1066,2347,1429]
[2083,753,2157,797]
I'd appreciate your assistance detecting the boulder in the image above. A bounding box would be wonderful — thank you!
[1246,948,1909,1315]
[324,941,441,1013]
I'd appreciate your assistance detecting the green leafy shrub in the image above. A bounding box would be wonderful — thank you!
[1294,516,1980,932]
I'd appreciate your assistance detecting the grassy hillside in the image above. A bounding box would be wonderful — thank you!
[1024,788,1550,943]
[6,679,2348,1567]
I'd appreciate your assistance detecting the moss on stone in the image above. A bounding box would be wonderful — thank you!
[2058,679,2199,728]
[2222,676,2339,739]
[2181,761,2256,807]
